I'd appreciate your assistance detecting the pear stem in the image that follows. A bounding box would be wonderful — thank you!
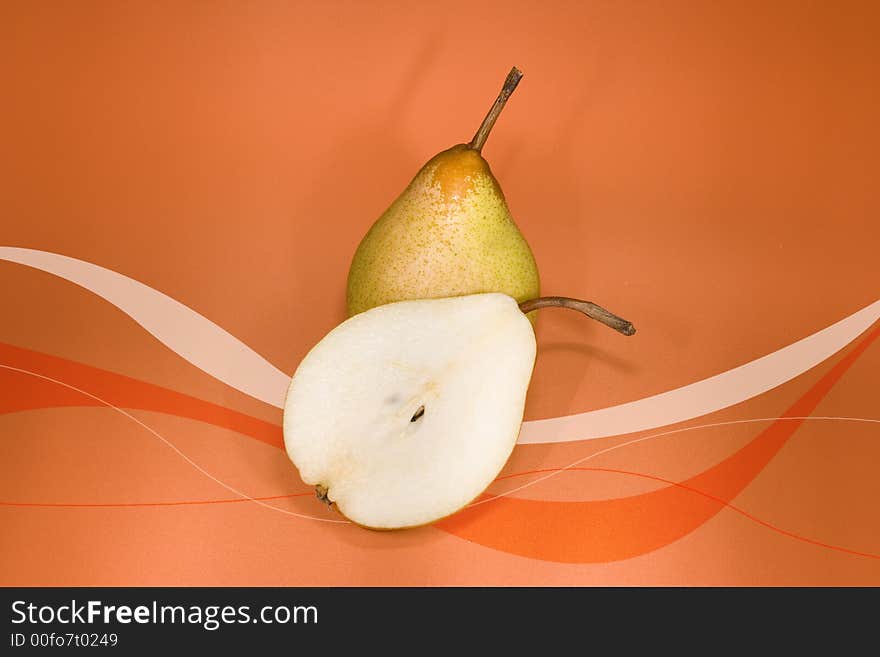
[315,485,332,506]
[468,67,523,153]
[519,297,636,336]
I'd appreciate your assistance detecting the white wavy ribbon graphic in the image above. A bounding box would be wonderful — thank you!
[2,246,878,444]
[519,300,880,444]
[0,246,290,407]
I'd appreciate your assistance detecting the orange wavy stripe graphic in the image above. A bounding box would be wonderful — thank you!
[494,467,880,561]
[434,324,880,562]
[0,343,283,449]
[1,325,877,563]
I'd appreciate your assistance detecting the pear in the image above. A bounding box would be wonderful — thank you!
[283,293,634,530]
[346,68,540,317]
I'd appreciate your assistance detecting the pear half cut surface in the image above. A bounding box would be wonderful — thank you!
[282,293,537,530]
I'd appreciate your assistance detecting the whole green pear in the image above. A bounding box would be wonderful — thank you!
[346,68,540,316]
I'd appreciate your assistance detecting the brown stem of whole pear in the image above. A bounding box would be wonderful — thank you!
[519,297,637,336]
[468,67,523,153]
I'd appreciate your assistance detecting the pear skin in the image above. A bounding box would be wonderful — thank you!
[346,143,540,316]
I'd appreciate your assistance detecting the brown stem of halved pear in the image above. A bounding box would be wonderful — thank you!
[519,297,637,336]
[468,67,523,153]
[315,484,332,506]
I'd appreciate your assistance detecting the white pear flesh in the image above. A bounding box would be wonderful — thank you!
[282,293,536,530]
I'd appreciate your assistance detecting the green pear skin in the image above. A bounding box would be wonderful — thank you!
[346,144,540,316]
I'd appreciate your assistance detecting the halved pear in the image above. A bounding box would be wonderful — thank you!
[282,293,536,530]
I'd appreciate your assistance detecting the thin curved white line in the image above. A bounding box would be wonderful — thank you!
[2,246,878,445]
[4,363,875,539]
[474,416,880,506]
[0,364,347,524]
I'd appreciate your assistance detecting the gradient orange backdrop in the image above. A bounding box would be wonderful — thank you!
[1,0,879,585]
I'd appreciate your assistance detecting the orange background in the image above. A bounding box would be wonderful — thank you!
[1,0,879,584]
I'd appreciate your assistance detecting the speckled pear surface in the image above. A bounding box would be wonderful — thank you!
[346,143,540,316]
